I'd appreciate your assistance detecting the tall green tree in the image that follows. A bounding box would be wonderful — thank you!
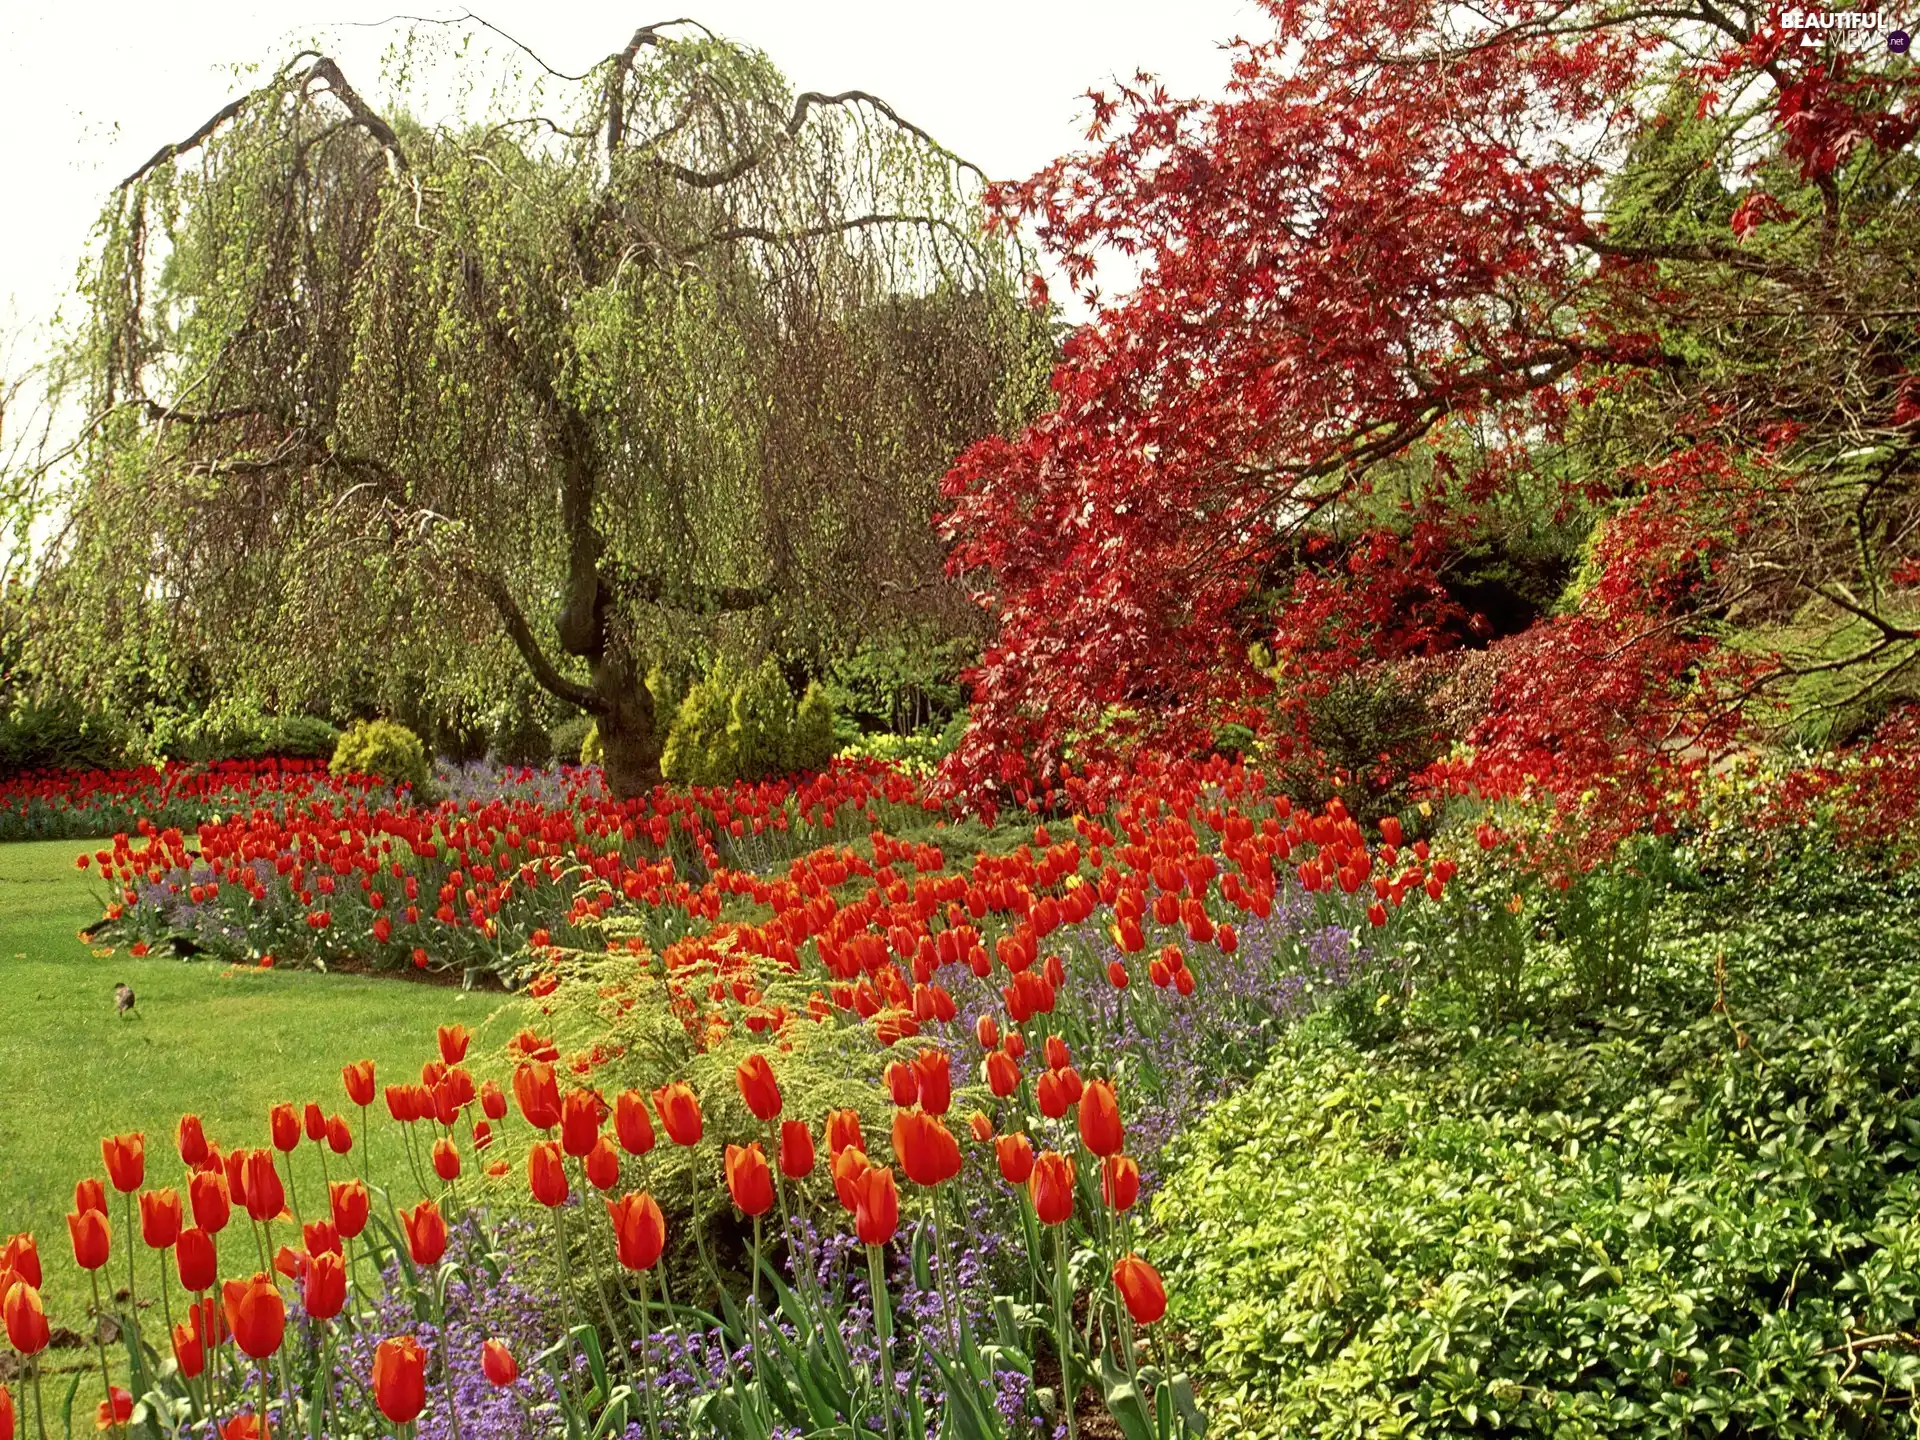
[39,21,1046,794]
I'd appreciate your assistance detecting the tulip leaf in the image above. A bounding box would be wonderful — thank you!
[1096,1354,1156,1440]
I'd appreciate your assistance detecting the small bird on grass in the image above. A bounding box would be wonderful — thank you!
[114,982,137,1019]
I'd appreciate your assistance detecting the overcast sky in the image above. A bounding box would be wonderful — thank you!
[0,0,1268,371]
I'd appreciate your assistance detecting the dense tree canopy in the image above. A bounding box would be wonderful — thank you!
[939,0,1919,844]
[34,21,1047,794]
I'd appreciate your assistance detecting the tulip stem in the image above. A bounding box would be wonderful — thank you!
[864,1243,898,1440]
[280,1150,304,1230]
[31,1355,48,1440]
[86,1268,119,1437]
[432,1266,465,1440]
[570,1159,629,1366]
[1052,1226,1078,1440]
[121,1190,138,1320]
[258,1360,272,1440]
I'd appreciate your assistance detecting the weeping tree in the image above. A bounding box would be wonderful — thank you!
[36,20,1047,795]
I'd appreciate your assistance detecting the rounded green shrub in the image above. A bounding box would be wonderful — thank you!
[330,718,431,791]
[791,682,838,773]
[728,658,799,781]
[661,666,736,786]
[580,721,603,767]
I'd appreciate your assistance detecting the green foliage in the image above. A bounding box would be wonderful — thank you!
[579,721,603,768]
[329,719,431,792]
[1156,843,1920,1438]
[661,667,738,787]
[728,657,799,780]
[150,705,339,763]
[551,714,593,767]
[836,713,966,775]
[1275,666,1446,822]
[791,682,838,774]
[487,688,554,770]
[823,630,972,735]
[0,697,132,775]
[661,661,840,784]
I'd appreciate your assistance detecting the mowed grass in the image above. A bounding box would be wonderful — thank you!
[0,838,524,1334]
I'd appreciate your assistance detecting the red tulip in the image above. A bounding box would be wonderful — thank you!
[480,1079,508,1122]
[330,1179,370,1240]
[241,1149,285,1223]
[3,1282,49,1354]
[372,1335,427,1423]
[891,1110,962,1188]
[302,1103,327,1144]
[400,1199,447,1266]
[651,1082,703,1147]
[975,1015,1000,1049]
[585,1136,620,1192]
[94,1387,132,1431]
[172,1317,207,1378]
[528,1142,569,1208]
[67,1209,110,1270]
[304,1250,347,1320]
[735,1054,783,1122]
[102,1133,144,1193]
[139,1188,183,1249]
[1101,1154,1140,1212]
[326,1114,353,1155]
[606,1192,666,1271]
[1111,1254,1167,1324]
[223,1273,286,1358]
[850,1164,899,1246]
[1077,1079,1125,1158]
[269,1103,300,1153]
[884,1061,918,1107]
[175,1227,217,1291]
[824,1109,864,1159]
[481,1338,519,1387]
[832,1145,872,1212]
[968,1112,994,1144]
[909,1049,952,1116]
[0,1382,12,1440]
[437,1024,472,1065]
[614,1090,655,1156]
[343,1060,376,1108]
[995,1133,1035,1186]
[725,1143,775,1217]
[560,1089,604,1159]
[1028,1151,1076,1225]
[1107,961,1130,990]
[513,1062,561,1131]
[189,1171,230,1234]
[1036,1069,1070,1120]
[431,1137,461,1182]
[176,1114,210,1168]
[985,1050,1020,1098]
[778,1120,816,1179]
[303,1218,341,1257]
[1,1235,40,1289]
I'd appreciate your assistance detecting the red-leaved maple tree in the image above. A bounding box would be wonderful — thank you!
[939,0,1920,850]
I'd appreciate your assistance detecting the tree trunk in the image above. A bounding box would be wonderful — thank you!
[591,654,664,800]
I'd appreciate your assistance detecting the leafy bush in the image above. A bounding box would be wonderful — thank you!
[728,657,798,780]
[1276,664,1447,822]
[0,698,132,775]
[836,713,965,774]
[550,713,593,766]
[823,630,970,734]
[488,688,554,769]
[791,681,838,773]
[579,721,603,767]
[329,718,431,792]
[662,661,839,785]
[152,707,339,763]
[1155,845,1920,1437]
[661,665,737,786]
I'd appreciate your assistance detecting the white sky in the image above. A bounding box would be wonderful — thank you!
[0,0,1269,369]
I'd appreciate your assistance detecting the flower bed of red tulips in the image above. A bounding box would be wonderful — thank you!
[82,759,940,980]
[3,751,1457,1437]
[0,760,361,845]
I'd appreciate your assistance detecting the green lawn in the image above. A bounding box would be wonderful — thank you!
[0,838,523,1335]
